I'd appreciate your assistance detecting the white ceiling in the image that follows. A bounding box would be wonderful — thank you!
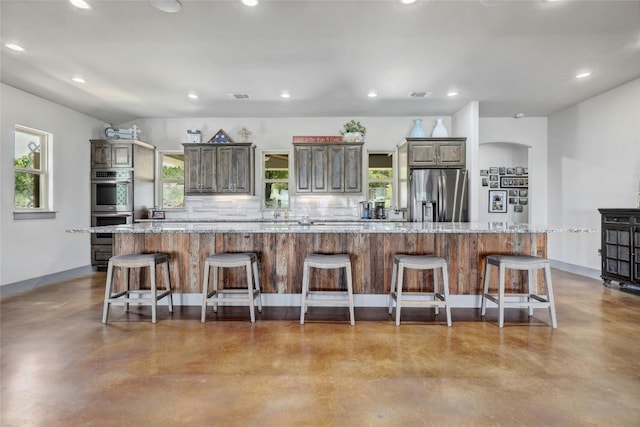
[2,0,639,124]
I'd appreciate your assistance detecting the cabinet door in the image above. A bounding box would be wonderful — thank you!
[328,146,345,192]
[343,145,362,193]
[409,142,437,166]
[184,146,216,194]
[184,146,202,194]
[232,146,252,193]
[437,142,465,167]
[111,143,133,168]
[603,225,632,281]
[216,146,234,192]
[91,143,111,168]
[311,146,328,192]
[199,146,217,193]
[295,146,313,193]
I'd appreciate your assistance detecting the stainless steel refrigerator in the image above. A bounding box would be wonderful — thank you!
[409,169,468,222]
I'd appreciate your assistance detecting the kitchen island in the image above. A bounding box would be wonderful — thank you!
[75,221,590,306]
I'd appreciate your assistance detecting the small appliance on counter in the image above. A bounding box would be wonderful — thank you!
[374,202,386,220]
[359,201,371,219]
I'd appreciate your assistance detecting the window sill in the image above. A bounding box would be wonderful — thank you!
[14,211,57,220]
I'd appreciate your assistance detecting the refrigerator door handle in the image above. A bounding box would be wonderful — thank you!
[437,176,443,222]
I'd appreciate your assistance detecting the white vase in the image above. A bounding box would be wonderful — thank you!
[409,119,426,138]
[431,118,448,137]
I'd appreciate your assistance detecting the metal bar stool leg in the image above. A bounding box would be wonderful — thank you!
[388,258,398,315]
[544,264,558,328]
[102,260,115,323]
[246,261,256,323]
[300,261,310,325]
[150,260,158,324]
[395,261,404,327]
[442,264,452,327]
[346,262,355,326]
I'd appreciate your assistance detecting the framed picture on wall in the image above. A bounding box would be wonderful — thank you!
[482,178,488,186]
[514,205,523,213]
[480,169,489,176]
[489,190,507,213]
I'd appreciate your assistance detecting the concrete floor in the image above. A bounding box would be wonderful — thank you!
[1,269,639,426]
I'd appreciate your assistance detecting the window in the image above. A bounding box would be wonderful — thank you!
[263,152,289,209]
[368,152,394,208]
[158,152,184,209]
[14,125,52,212]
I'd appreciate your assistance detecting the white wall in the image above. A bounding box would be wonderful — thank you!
[548,78,640,271]
[477,143,530,224]
[121,116,452,153]
[452,101,480,221]
[0,84,104,286]
[479,117,548,225]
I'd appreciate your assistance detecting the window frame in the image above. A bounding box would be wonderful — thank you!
[13,125,54,219]
[156,150,185,211]
[262,150,291,210]
[366,150,395,208]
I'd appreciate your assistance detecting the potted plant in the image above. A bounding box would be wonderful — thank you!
[340,120,366,142]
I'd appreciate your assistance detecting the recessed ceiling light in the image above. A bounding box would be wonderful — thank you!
[151,0,182,13]
[575,71,592,79]
[242,0,259,6]
[514,112,525,119]
[71,76,86,83]
[447,91,458,97]
[5,43,25,52]
[187,93,198,99]
[280,92,291,99]
[367,91,378,98]
[70,0,91,9]
[400,0,419,5]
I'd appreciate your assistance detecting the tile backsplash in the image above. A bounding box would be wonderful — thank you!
[164,194,362,221]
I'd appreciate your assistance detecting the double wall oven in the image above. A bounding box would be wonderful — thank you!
[91,169,134,268]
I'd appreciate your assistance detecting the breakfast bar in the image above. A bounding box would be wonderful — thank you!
[77,221,587,306]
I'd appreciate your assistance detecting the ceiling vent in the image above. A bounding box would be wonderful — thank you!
[229,93,251,100]
[409,91,432,98]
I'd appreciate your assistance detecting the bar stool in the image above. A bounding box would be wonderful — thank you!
[201,253,262,323]
[300,254,355,325]
[388,255,452,327]
[480,255,557,328]
[102,253,173,324]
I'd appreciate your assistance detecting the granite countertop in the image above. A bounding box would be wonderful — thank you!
[69,221,595,234]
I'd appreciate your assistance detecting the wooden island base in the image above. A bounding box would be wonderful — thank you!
[113,232,547,302]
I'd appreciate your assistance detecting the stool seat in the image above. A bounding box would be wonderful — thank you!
[300,253,355,325]
[207,252,257,266]
[201,252,262,323]
[486,255,549,268]
[481,254,557,328]
[102,253,173,324]
[110,253,169,267]
[388,254,452,326]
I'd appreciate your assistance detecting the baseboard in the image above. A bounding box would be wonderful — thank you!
[0,265,95,298]
[549,259,601,281]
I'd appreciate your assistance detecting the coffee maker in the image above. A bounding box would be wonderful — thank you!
[374,202,386,220]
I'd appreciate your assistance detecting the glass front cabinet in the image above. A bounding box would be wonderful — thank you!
[599,209,640,287]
